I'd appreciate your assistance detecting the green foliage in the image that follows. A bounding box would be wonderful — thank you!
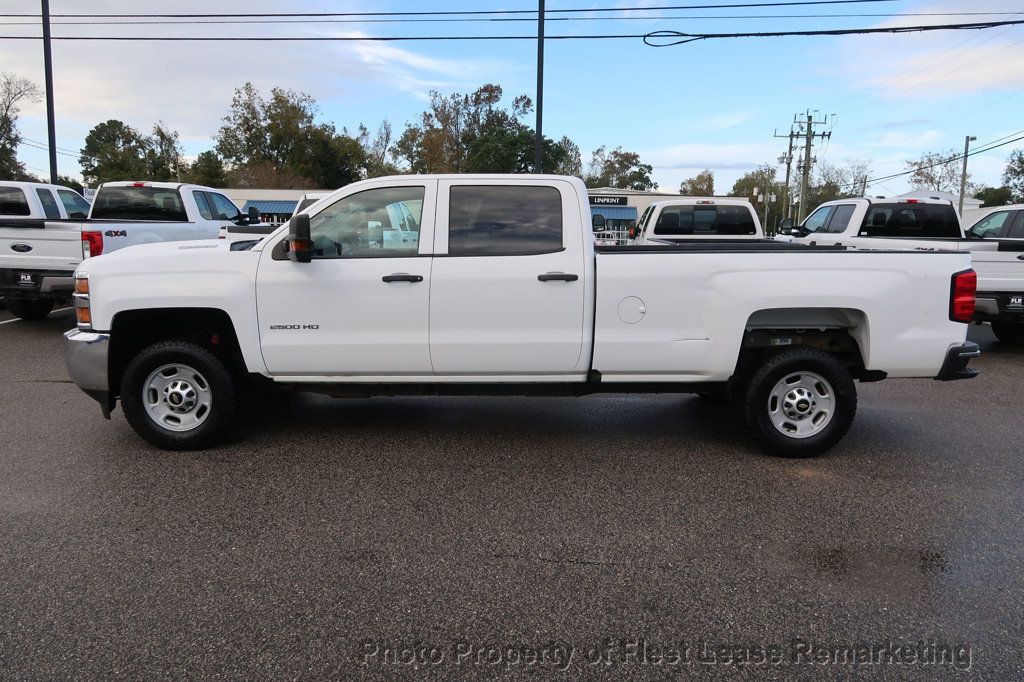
[78,120,153,185]
[974,185,1013,208]
[679,169,714,196]
[584,146,657,191]
[1002,149,1024,202]
[183,150,227,187]
[215,82,365,189]
[56,175,84,193]
[0,73,41,181]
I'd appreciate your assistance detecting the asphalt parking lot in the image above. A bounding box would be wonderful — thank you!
[1,308,1022,678]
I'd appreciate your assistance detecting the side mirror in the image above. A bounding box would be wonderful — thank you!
[627,226,639,240]
[286,214,313,263]
[779,217,794,232]
[247,206,261,224]
[592,214,606,231]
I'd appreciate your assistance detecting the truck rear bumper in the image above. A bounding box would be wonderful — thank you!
[975,293,1024,322]
[0,268,74,297]
[63,328,114,418]
[935,342,980,381]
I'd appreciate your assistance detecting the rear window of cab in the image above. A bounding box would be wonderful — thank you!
[860,203,960,239]
[91,187,188,222]
[653,204,756,236]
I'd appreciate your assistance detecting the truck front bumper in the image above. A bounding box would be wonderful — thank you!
[935,342,981,381]
[63,328,114,418]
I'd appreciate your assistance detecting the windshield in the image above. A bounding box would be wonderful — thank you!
[90,187,189,221]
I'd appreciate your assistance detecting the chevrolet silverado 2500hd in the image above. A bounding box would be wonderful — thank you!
[64,175,979,457]
[0,181,260,320]
[780,197,1024,344]
[627,198,763,244]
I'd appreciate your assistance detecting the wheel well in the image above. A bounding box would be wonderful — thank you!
[731,308,879,394]
[108,308,244,397]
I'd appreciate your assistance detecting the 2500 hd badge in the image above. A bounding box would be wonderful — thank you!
[269,324,320,330]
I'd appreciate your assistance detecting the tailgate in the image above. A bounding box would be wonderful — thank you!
[0,220,82,271]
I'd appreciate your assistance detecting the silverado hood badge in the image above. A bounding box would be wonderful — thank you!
[10,243,32,253]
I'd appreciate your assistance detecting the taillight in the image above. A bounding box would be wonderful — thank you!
[82,231,103,258]
[950,269,976,322]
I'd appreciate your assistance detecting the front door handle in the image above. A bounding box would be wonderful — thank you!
[382,273,423,283]
[537,272,579,282]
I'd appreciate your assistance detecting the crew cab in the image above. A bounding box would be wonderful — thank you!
[780,197,1024,345]
[0,181,259,320]
[627,198,763,244]
[64,175,979,458]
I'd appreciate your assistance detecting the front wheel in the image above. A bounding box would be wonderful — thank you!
[741,349,857,457]
[7,298,54,321]
[120,341,238,450]
[991,322,1024,345]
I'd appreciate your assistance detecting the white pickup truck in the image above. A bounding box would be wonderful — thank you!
[64,174,979,457]
[627,198,763,244]
[0,181,260,320]
[779,197,1024,344]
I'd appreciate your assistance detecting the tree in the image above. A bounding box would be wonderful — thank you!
[0,73,41,180]
[905,149,968,193]
[183,150,227,187]
[679,169,714,196]
[56,175,84,193]
[356,120,402,178]
[146,122,183,181]
[78,120,152,185]
[584,146,657,191]
[729,164,785,227]
[974,185,1012,208]
[1002,149,1024,202]
[215,82,365,189]
[802,159,870,208]
[552,136,582,177]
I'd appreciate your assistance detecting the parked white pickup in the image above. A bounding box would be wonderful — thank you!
[65,175,979,457]
[627,197,763,244]
[0,181,260,320]
[780,197,1024,345]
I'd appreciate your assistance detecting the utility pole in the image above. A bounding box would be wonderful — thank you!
[774,127,797,219]
[794,110,832,223]
[958,135,976,215]
[534,0,545,174]
[41,0,58,183]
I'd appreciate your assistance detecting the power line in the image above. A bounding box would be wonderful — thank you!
[854,133,1024,188]
[0,12,1015,26]
[0,1,914,19]
[2,19,1021,42]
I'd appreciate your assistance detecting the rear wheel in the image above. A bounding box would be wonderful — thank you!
[7,298,54,321]
[991,322,1024,345]
[742,348,857,457]
[120,341,238,450]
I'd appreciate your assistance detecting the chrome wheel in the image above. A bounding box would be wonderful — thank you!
[767,371,835,439]
[142,363,213,432]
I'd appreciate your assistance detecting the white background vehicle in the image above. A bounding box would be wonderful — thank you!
[65,175,979,457]
[627,198,763,244]
[781,197,1024,345]
[1,181,92,318]
[0,181,260,320]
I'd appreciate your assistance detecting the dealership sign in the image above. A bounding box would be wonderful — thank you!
[589,196,628,206]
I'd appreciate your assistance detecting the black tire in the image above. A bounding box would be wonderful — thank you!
[991,322,1024,345]
[7,298,54,321]
[120,341,238,450]
[741,348,857,458]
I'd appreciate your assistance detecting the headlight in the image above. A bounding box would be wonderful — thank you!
[74,272,92,329]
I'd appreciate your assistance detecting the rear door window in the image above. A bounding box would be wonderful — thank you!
[1008,211,1024,238]
[57,190,91,219]
[0,187,31,216]
[91,186,188,221]
[35,188,61,219]
[192,191,214,220]
[969,210,1013,238]
[448,185,562,255]
[825,204,856,233]
[860,203,960,238]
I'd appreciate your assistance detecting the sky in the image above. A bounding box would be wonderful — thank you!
[1,0,1022,195]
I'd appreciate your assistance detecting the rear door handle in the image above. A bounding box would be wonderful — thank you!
[537,272,579,282]
[382,273,423,283]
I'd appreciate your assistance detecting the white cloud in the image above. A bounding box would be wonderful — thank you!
[707,111,753,130]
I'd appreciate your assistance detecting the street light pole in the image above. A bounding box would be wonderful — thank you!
[534,0,545,174]
[41,0,58,183]
[958,135,976,215]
